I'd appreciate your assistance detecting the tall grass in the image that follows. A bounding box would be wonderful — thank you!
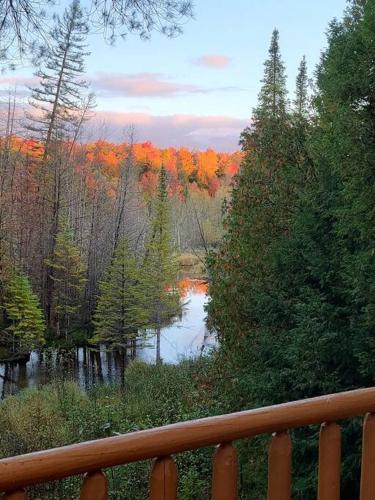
[0,358,219,499]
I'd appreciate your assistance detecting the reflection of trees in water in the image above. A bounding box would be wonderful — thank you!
[0,365,14,399]
[0,281,211,398]
[178,278,208,299]
[0,346,132,398]
[0,338,161,397]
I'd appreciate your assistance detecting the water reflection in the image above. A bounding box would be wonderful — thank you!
[0,279,216,398]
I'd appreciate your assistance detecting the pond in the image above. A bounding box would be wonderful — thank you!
[0,279,216,398]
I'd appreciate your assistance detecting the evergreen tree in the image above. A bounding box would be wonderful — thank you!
[208,29,293,345]
[257,28,288,119]
[0,228,11,329]
[208,28,313,497]
[240,28,289,153]
[27,0,90,153]
[3,273,45,356]
[286,0,375,395]
[210,3,375,497]
[92,238,140,351]
[137,166,180,363]
[294,55,309,117]
[250,6,375,494]
[46,220,86,339]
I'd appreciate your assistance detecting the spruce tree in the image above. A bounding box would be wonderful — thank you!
[137,166,180,363]
[209,29,292,345]
[0,228,10,329]
[46,220,86,339]
[208,30,311,493]
[257,28,288,119]
[251,6,375,494]
[3,273,45,356]
[92,238,140,351]
[294,55,309,117]
[281,0,375,399]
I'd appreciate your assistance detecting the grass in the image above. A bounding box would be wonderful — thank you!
[0,357,219,499]
[0,355,270,499]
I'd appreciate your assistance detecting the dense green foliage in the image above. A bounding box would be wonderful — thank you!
[92,238,140,349]
[208,2,375,498]
[46,221,86,339]
[1,273,45,357]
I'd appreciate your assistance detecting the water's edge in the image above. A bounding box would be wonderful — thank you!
[0,280,216,398]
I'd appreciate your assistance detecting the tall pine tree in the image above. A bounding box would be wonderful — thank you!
[92,238,140,352]
[137,166,180,363]
[294,55,309,117]
[208,29,293,346]
[27,0,90,153]
[46,219,86,339]
[208,30,313,495]
[257,28,288,119]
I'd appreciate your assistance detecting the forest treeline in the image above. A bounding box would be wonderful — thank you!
[208,1,375,497]
[5,136,241,198]
[0,0,234,361]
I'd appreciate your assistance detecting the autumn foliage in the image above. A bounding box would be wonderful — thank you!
[3,136,242,199]
[82,140,242,197]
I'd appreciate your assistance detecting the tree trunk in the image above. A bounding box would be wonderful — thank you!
[156,326,161,364]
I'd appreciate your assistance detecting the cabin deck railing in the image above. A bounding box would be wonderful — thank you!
[0,387,374,499]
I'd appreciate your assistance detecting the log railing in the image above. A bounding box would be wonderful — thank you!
[0,387,374,499]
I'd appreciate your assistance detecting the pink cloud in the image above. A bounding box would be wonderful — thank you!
[92,72,197,97]
[193,55,232,68]
[84,111,247,151]
[91,72,240,98]
[0,101,246,150]
[0,75,38,98]
[0,72,242,101]
[0,76,36,87]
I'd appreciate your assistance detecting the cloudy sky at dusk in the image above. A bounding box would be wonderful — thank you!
[1,0,347,150]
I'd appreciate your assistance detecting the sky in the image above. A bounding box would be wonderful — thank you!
[0,0,348,151]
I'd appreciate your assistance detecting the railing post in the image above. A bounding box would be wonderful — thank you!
[3,491,28,499]
[267,431,292,500]
[317,422,341,500]
[149,456,177,500]
[80,470,108,500]
[211,442,238,500]
[360,413,375,500]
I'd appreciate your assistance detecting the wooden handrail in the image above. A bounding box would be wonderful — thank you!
[0,387,374,493]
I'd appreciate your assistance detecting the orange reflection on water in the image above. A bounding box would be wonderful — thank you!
[178,277,208,298]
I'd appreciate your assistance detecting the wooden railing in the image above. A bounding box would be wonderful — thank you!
[0,388,374,499]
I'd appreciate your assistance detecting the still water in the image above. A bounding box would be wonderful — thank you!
[0,279,216,398]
